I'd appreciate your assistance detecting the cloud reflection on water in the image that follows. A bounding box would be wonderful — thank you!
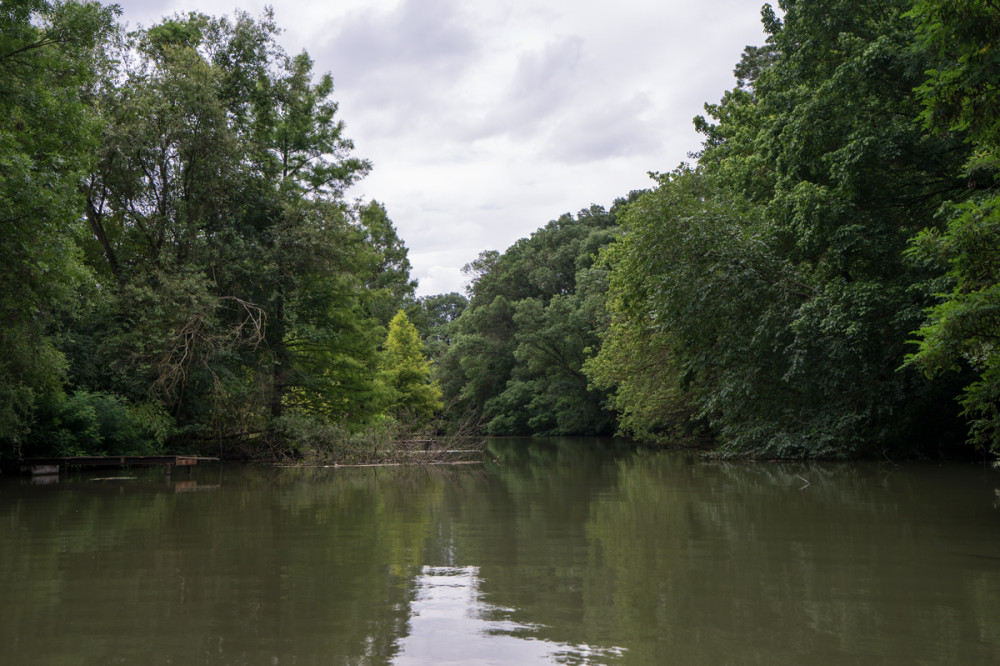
[393,565,625,665]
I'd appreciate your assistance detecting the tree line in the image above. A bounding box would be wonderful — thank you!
[1,2,444,460]
[436,0,1000,459]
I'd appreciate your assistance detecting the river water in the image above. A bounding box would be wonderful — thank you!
[2,437,999,665]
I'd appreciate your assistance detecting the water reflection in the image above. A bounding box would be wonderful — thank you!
[394,565,625,665]
[2,441,1000,665]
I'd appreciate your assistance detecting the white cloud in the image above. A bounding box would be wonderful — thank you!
[417,265,468,298]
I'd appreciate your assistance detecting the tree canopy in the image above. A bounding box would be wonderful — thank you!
[1,0,118,453]
[435,202,633,436]
[439,0,999,459]
[378,310,443,426]
[583,0,990,457]
[0,4,428,460]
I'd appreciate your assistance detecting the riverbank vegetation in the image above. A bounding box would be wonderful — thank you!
[2,0,997,461]
[1,2,439,461]
[436,0,1000,460]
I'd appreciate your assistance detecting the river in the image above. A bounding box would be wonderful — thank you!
[2,437,999,664]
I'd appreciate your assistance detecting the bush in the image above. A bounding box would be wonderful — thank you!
[272,413,405,464]
[25,391,172,457]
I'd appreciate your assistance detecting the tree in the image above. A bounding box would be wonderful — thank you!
[378,311,443,426]
[0,0,117,454]
[593,1,973,457]
[440,203,626,435]
[903,0,1000,452]
[221,18,372,424]
[588,167,798,449]
[357,200,417,327]
[409,292,468,359]
[906,200,1000,451]
[77,10,378,449]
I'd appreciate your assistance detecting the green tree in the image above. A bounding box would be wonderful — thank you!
[358,200,417,327]
[441,204,627,435]
[595,1,972,457]
[712,0,972,457]
[0,0,117,454]
[266,201,382,425]
[583,175,708,443]
[588,167,791,449]
[227,25,372,424]
[906,201,1000,451]
[378,311,443,425]
[77,10,378,450]
[903,0,1000,452]
[79,12,269,439]
[409,292,468,360]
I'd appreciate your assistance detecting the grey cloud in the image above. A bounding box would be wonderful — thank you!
[318,0,479,84]
[510,36,582,98]
[469,36,585,141]
[542,93,660,163]
[310,0,482,139]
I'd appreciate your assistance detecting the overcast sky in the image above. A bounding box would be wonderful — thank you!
[114,0,770,296]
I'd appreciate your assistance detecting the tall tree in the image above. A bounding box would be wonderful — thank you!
[79,10,376,446]
[358,200,417,327]
[442,204,626,435]
[80,12,266,435]
[594,0,972,457]
[0,0,117,453]
[903,0,1000,452]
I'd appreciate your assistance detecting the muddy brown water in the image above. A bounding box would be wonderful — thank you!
[2,437,999,664]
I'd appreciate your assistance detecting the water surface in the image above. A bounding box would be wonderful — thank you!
[2,438,999,664]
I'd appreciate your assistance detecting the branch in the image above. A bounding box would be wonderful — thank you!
[0,35,64,63]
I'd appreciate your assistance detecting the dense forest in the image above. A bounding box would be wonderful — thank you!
[1,1,443,461]
[442,0,1000,459]
[2,0,998,461]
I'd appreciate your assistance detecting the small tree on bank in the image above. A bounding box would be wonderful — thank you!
[378,311,443,426]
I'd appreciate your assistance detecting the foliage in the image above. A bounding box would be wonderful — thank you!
[408,292,468,359]
[7,0,1000,461]
[583,179,707,443]
[26,391,172,457]
[589,168,821,453]
[905,196,1000,451]
[583,314,694,443]
[441,203,630,435]
[1,6,420,460]
[0,0,117,456]
[589,0,974,457]
[902,0,1000,453]
[358,201,418,327]
[75,9,390,452]
[378,311,443,426]
[910,0,1000,152]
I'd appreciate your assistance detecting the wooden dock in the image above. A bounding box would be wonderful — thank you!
[15,455,218,477]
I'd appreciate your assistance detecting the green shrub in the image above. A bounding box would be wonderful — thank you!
[26,391,172,457]
[272,413,404,464]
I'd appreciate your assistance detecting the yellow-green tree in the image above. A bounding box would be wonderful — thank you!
[378,311,443,425]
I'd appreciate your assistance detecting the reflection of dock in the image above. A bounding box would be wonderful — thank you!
[171,480,221,493]
[16,455,218,478]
